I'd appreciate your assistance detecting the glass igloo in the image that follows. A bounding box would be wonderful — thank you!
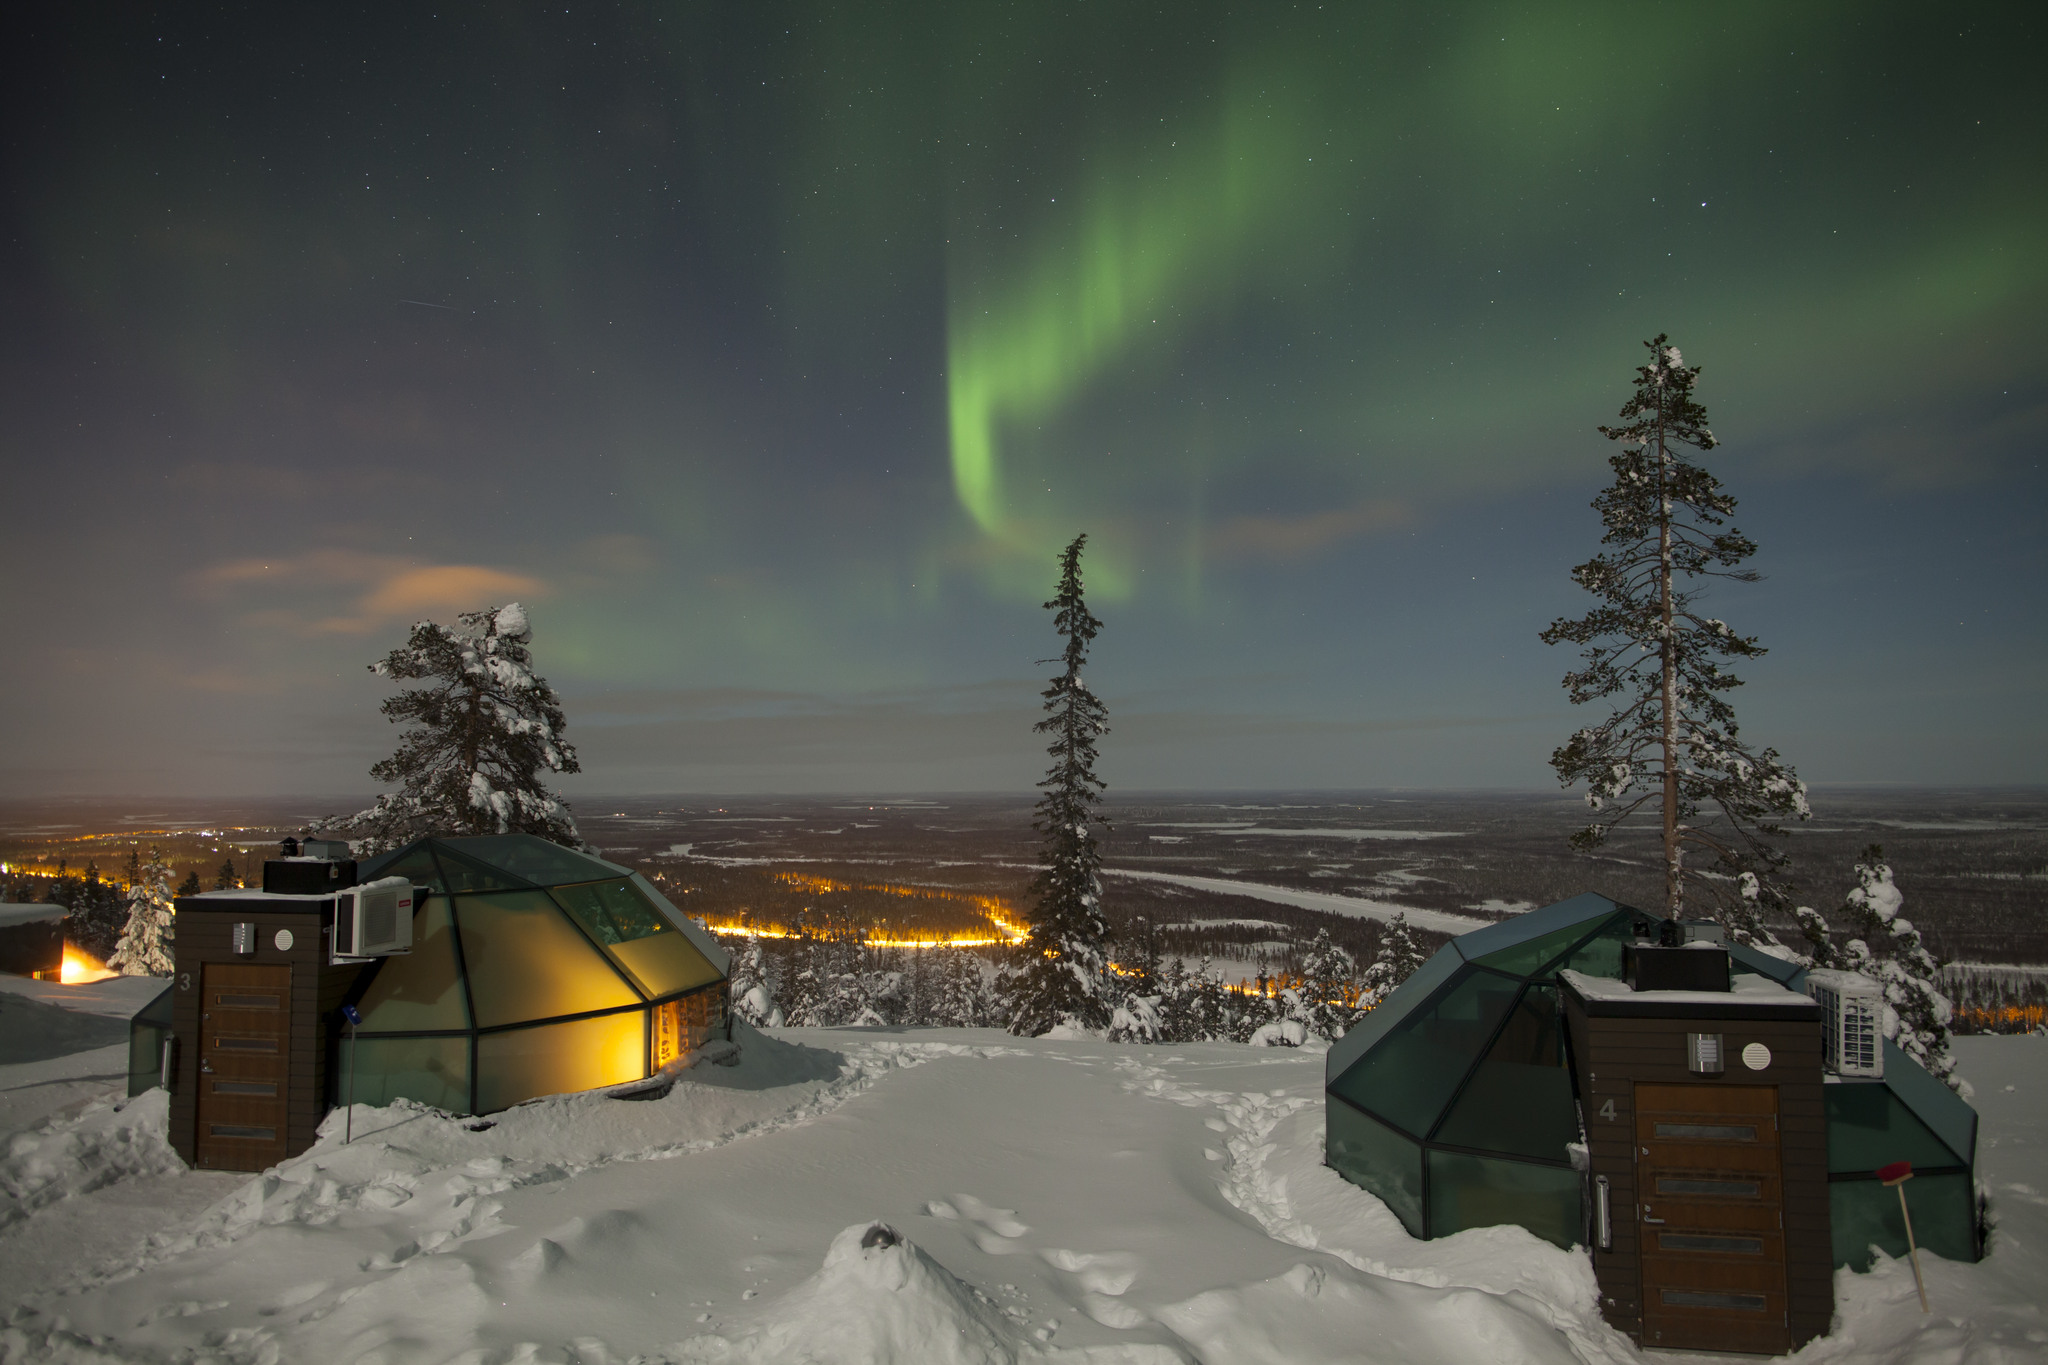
[343,835,730,1115]
[1326,892,1982,1267]
[1325,892,1637,1248]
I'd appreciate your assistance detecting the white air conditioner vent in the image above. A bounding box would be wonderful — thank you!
[1806,968,1884,1078]
[333,876,416,960]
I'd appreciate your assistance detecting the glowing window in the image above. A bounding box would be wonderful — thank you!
[554,880,722,998]
[452,891,637,1027]
[475,1012,646,1112]
[653,988,726,1069]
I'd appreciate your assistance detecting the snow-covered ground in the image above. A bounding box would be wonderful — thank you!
[1100,869,1486,935]
[1,972,2043,1364]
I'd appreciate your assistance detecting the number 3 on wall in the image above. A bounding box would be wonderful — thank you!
[1599,1099,1617,1121]
[178,972,193,991]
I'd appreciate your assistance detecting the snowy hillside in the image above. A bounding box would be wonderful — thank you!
[1,974,2043,1363]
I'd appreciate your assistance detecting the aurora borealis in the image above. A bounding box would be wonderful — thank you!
[2,3,2042,796]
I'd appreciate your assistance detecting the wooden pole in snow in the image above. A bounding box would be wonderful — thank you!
[1877,1161,1930,1313]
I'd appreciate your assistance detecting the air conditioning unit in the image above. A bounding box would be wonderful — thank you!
[1807,968,1884,1078]
[332,876,416,961]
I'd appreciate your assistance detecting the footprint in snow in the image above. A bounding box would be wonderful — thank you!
[925,1194,1031,1253]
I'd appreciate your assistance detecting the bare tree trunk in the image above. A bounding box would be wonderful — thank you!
[1657,380,1681,917]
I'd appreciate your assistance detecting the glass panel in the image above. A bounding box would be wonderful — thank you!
[551,879,722,997]
[1825,1080,1959,1173]
[1661,1290,1766,1311]
[357,844,446,892]
[431,843,535,893]
[1659,1233,1764,1255]
[343,1035,470,1113]
[1658,1177,1760,1198]
[442,835,620,887]
[1656,1123,1757,1141]
[652,987,727,1069]
[1475,921,1602,978]
[1448,893,1619,965]
[1874,1038,1978,1165]
[1829,1172,1978,1271]
[127,984,178,1093]
[1330,969,1520,1139]
[1326,1099,1424,1238]
[453,890,638,1026]
[553,879,670,944]
[611,933,722,1000]
[1425,1150,1582,1249]
[1433,984,1576,1156]
[1547,914,1638,982]
[352,894,470,1031]
[1327,943,1465,1079]
[475,1012,647,1112]
[134,983,175,1026]
[1727,939,1805,986]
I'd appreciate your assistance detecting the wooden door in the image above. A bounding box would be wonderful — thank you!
[195,963,291,1171]
[1635,1082,1789,1356]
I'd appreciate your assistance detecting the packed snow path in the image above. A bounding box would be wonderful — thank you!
[0,993,2043,1363]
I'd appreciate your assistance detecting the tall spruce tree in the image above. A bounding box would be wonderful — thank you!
[1002,534,1113,1036]
[1542,335,1809,924]
[327,603,584,854]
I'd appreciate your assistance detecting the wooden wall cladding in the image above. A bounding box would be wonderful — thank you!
[1563,988,1832,1353]
[168,902,366,1170]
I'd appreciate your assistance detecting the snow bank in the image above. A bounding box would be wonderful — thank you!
[0,1089,182,1232]
[670,1221,1179,1364]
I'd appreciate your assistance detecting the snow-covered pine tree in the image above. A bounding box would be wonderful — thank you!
[326,603,583,854]
[1298,930,1359,1042]
[55,862,125,960]
[1152,956,1192,1042]
[1834,846,1965,1095]
[1541,336,1809,925]
[902,942,934,1026]
[937,947,993,1027]
[1357,913,1427,1011]
[727,934,777,1026]
[109,847,175,977]
[776,923,823,1026]
[1113,916,1161,1007]
[1002,534,1114,1037]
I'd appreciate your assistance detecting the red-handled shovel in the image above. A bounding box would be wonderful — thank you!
[1876,1160,1930,1313]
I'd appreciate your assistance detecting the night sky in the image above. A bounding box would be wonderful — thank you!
[3,3,2042,799]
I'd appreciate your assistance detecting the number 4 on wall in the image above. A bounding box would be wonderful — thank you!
[1599,1099,1618,1121]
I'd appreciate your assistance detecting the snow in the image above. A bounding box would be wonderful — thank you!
[1561,968,1819,1009]
[1103,868,1487,935]
[1138,825,1460,841]
[1,980,2043,1364]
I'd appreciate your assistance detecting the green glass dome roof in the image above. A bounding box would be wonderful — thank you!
[343,835,731,1115]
